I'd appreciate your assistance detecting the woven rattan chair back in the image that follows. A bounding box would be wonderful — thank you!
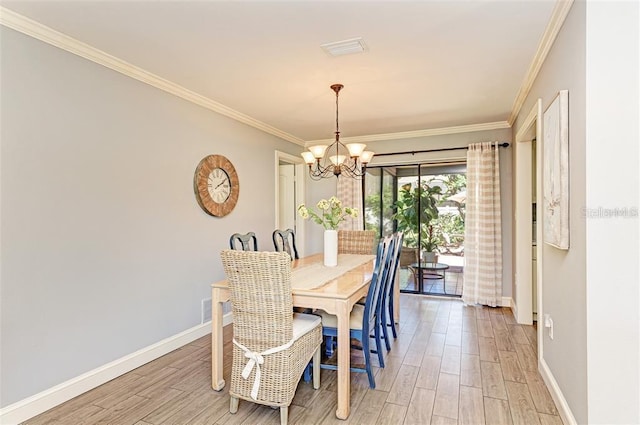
[272,228,299,260]
[222,250,293,348]
[229,232,258,251]
[220,250,321,424]
[338,230,377,255]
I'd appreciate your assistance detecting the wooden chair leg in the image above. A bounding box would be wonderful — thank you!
[313,347,321,389]
[230,396,239,414]
[280,406,288,425]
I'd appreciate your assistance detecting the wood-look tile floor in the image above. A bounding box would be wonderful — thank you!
[23,296,562,425]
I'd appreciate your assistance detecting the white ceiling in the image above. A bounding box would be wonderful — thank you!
[2,0,557,143]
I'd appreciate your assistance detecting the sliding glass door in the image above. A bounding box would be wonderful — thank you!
[363,168,396,240]
[364,163,467,297]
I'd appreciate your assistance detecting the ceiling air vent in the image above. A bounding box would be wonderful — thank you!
[321,37,367,57]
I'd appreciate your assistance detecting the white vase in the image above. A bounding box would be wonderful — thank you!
[324,229,338,267]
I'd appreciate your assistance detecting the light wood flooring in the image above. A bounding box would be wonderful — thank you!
[23,295,562,425]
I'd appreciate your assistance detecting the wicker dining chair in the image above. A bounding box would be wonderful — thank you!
[220,250,322,425]
[272,228,299,260]
[338,230,377,255]
[229,232,258,251]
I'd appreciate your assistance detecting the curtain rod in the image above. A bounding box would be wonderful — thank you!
[373,142,510,158]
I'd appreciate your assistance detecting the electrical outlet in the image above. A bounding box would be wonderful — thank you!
[201,298,212,323]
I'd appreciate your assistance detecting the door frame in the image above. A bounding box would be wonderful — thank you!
[274,151,306,257]
[514,99,543,345]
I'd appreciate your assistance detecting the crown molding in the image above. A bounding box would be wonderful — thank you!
[1,3,567,148]
[508,0,574,125]
[305,121,511,146]
[0,7,305,146]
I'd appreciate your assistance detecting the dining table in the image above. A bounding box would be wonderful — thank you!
[210,252,376,420]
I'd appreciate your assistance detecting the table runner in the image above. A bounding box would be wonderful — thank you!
[291,254,375,290]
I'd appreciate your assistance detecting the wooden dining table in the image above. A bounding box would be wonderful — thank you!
[210,253,375,420]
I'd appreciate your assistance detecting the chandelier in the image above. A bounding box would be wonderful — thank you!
[301,84,374,179]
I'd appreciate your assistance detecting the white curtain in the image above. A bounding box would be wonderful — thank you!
[337,177,363,230]
[462,142,503,307]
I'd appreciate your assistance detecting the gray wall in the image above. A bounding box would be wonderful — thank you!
[302,176,337,255]
[0,27,301,406]
[365,128,514,298]
[512,2,588,423]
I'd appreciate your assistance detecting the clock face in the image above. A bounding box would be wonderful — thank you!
[194,155,239,217]
[207,168,231,203]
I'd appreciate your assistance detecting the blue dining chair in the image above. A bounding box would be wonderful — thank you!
[272,228,299,260]
[372,235,396,355]
[378,232,404,351]
[316,236,395,388]
[229,232,258,251]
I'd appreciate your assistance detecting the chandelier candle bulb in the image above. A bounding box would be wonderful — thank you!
[330,155,347,166]
[309,145,328,158]
[360,151,375,164]
[346,143,367,157]
[301,151,316,164]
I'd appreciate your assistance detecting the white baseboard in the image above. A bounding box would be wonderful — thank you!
[0,315,231,425]
[500,296,513,308]
[223,311,233,326]
[424,295,512,308]
[539,358,577,425]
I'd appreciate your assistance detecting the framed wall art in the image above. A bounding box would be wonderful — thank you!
[543,89,569,249]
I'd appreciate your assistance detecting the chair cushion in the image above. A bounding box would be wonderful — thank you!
[315,304,364,330]
[292,312,322,340]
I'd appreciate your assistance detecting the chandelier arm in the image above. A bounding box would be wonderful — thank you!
[344,163,365,178]
[310,159,336,178]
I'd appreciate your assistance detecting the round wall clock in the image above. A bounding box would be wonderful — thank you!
[193,154,239,217]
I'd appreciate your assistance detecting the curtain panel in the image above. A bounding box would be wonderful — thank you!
[337,177,364,230]
[462,142,503,307]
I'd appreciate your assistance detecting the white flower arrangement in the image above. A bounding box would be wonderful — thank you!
[297,196,358,230]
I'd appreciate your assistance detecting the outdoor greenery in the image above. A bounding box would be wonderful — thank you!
[363,170,396,239]
[433,213,465,254]
[364,172,467,256]
[440,174,467,221]
[364,188,394,238]
[391,182,442,252]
